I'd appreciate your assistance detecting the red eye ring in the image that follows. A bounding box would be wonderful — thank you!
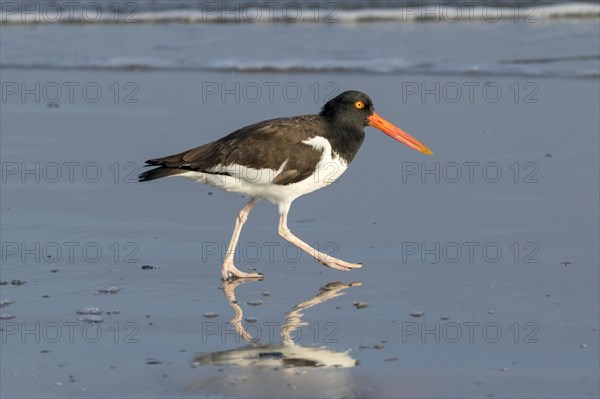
[354,101,365,109]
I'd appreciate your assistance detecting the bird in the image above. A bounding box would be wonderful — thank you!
[139,90,432,280]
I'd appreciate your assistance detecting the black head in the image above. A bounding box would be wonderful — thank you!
[319,90,374,129]
[320,90,433,155]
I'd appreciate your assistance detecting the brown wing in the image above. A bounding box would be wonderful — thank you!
[140,115,325,185]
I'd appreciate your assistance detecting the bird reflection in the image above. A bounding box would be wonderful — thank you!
[193,279,362,369]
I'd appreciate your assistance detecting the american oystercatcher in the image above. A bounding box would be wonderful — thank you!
[139,91,432,280]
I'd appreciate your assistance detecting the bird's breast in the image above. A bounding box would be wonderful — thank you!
[301,136,349,186]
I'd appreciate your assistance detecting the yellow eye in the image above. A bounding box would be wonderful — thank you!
[354,101,365,109]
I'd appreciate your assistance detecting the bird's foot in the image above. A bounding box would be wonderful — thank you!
[221,262,263,281]
[318,256,362,271]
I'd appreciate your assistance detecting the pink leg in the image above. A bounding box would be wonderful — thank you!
[277,208,362,271]
[221,198,263,280]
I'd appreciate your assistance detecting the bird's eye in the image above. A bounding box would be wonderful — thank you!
[354,101,365,109]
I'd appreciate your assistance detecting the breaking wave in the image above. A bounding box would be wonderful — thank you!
[1,2,598,24]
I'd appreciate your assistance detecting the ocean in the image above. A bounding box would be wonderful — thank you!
[1,1,599,79]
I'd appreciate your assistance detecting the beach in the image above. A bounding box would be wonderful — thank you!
[1,2,599,398]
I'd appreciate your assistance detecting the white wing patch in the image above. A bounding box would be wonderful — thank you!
[302,136,334,156]
[204,159,288,184]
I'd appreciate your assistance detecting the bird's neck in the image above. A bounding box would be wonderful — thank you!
[321,117,365,164]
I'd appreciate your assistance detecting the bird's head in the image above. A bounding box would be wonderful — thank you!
[320,90,432,155]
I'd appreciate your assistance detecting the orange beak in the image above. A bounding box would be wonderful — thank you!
[368,112,432,155]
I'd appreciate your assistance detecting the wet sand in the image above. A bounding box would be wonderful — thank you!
[1,68,599,398]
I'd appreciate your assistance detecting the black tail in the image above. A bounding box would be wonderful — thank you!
[138,165,185,182]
